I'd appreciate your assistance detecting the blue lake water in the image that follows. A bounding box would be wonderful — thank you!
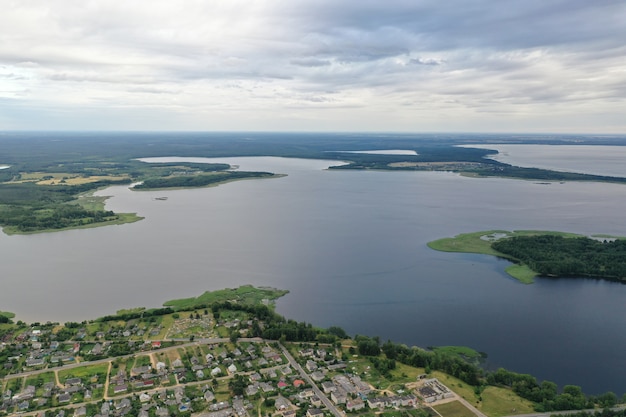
[1,150,625,394]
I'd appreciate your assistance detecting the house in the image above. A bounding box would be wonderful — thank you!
[26,357,45,367]
[113,384,128,394]
[57,393,71,403]
[228,363,237,374]
[204,390,215,402]
[310,396,323,407]
[275,395,292,411]
[211,366,222,376]
[310,371,325,382]
[66,378,82,387]
[91,343,104,355]
[330,390,347,405]
[306,360,318,372]
[307,408,324,417]
[293,379,305,388]
[367,397,387,409]
[346,398,365,412]
[321,381,336,393]
[246,384,259,396]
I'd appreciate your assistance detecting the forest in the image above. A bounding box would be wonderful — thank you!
[492,235,626,281]
[133,170,275,189]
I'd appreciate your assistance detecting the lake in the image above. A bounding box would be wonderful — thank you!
[1,148,626,395]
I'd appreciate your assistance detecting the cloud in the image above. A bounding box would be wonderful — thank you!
[0,0,624,132]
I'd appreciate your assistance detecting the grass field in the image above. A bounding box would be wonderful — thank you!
[479,386,535,417]
[58,363,109,383]
[25,371,57,388]
[427,230,591,284]
[0,311,15,319]
[431,346,482,360]
[434,401,475,417]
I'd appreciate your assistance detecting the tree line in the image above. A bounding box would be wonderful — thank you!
[492,235,626,281]
[133,171,274,189]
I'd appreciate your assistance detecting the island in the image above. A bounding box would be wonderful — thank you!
[428,230,626,284]
[0,286,623,417]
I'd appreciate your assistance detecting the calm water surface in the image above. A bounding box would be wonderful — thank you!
[464,144,626,177]
[1,155,625,394]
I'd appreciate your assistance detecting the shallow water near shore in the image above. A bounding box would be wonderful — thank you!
[1,154,626,394]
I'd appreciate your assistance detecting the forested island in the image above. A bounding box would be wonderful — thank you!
[133,171,277,190]
[3,132,626,235]
[428,231,626,283]
[0,286,623,417]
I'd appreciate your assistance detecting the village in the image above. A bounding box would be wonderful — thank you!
[0,311,467,417]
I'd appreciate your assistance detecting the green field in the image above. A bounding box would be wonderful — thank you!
[479,386,535,417]
[431,346,483,360]
[59,363,109,382]
[433,401,475,417]
[427,230,589,283]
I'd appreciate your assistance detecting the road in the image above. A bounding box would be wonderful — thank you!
[278,343,344,417]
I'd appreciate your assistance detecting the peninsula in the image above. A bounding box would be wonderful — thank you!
[428,230,626,283]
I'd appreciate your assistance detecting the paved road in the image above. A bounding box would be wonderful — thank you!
[278,343,344,417]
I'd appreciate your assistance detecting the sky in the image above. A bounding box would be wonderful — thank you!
[1,0,625,133]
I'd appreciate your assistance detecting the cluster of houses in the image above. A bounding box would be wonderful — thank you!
[0,320,450,417]
[0,374,102,415]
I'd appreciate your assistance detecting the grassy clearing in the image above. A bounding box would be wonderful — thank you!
[504,265,536,284]
[434,401,475,417]
[479,386,535,417]
[432,346,482,359]
[25,371,56,387]
[427,230,511,256]
[58,363,109,382]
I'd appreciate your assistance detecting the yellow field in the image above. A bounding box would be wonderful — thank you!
[8,172,129,185]
[37,175,129,185]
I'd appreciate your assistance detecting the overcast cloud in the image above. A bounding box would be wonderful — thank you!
[1,0,624,132]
